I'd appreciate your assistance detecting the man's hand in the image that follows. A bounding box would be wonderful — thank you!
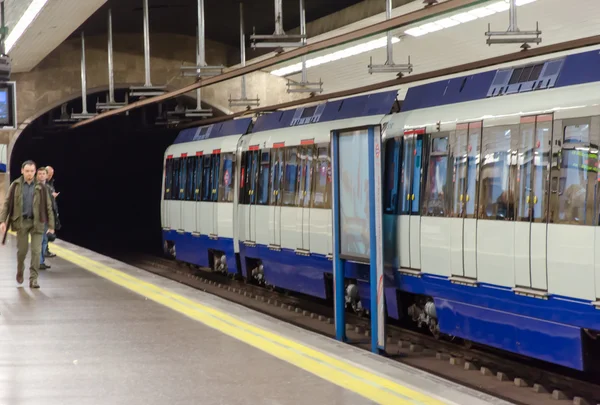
[0,222,6,234]
[47,229,55,234]
[52,192,59,198]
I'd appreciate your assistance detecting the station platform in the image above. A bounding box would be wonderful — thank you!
[0,236,514,405]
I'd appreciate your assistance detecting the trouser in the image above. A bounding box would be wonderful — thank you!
[17,219,43,282]
[40,223,48,264]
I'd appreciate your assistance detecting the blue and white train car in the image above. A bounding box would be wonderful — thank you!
[237,91,398,299]
[161,118,253,274]
[382,49,600,371]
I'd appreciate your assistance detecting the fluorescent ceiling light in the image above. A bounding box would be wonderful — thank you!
[6,0,49,53]
[271,36,400,77]
[404,0,537,38]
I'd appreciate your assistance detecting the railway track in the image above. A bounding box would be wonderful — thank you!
[119,253,600,405]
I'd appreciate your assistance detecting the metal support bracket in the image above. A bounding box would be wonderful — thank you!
[485,0,542,50]
[229,2,260,108]
[250,0,306,49]
[368,0,413,76]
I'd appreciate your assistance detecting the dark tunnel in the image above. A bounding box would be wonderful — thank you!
[9,89,221,258]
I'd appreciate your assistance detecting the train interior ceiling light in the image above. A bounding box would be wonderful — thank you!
[270,36,401,77]
[405,0,537,37]
[5,0,49,53]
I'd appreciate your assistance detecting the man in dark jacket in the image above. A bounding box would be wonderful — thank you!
[0,160,55,288]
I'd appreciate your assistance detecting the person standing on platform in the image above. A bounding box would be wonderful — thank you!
[0,160,55,288]
[44,165,59,258]
[37,167,51,270]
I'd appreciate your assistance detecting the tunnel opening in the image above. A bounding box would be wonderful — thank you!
[9,88,224,258]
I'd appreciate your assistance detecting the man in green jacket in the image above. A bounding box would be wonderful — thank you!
[0,160,55,288]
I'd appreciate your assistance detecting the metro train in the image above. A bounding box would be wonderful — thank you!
[161,47,600,371]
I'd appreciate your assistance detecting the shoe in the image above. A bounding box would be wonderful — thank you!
[16,271,23,284]
[46,251,56,258]
[39,263,51,270]
[29,279,39,289]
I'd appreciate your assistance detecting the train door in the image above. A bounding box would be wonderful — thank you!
[200,154,213,236]
[210,153,221,237]
[399,130,424,269]
[449,122,481,280]
[255,150,272,244]
[217,153,235,238]
[168,157,182,231]
[163,156,174,229]
[515,114,552,291]
[546,116,599,300]
[269,148,285,248]
[243,150,259,242]
[310,143,332,256]
[194,154,203,234]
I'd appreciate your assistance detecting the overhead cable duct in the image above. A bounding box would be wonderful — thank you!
[250,0,305,49]
[229,2,260,109]
[286,0,322,94]
[71,32,97,121]
[368,0,412,76]
[130,0,166,97]
[485,0,541,49]
[97,8,128,111]
[178,0,224,118]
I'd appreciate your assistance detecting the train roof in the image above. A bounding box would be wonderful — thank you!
[173,117,253,144]
[251,90,398,134]
[402,48,600,112]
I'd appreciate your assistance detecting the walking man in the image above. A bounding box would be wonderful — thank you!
[0,160,55,288]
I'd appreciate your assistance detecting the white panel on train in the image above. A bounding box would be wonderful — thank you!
[478,220,515,288]
[182,202,196,233]
[420,217,451,277]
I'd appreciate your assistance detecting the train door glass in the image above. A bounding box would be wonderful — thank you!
[163,158,173,229]
[178,157,188,230]
[244,150,259,242]
[256,150,271,243]
[210,154,221,236]
[270,149,285,247]
[399,133,423,269]
[169,157,182,231]
[194,156,203,233]
[450,122,481,279]
[295,146,314,252]
[515,115,552,290]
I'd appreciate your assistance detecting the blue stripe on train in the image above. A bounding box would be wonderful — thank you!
[163,230,591,370]
[162,230,238,274]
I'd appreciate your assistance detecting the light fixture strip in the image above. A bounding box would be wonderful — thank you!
[271,36,400,76]
[6,0,49,53]
[405,0,537,37]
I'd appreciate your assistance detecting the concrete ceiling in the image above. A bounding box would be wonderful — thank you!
[260,0,600,99]
[6,0,107,73]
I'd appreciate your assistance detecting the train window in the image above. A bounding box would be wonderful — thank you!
[171,158,182,201]
[412,138,423,214]
[479,126,516,220]
[422,135,450,217]
[299,146,315,207]
[282,147,298,206]
[465,124,481,218]
[554,122,597,225]
[400,138,413,215]
[219,153,235,203]
[185,156,197,201]
[164,158,173,200]
[179,157,187,200]
[239,152,247,204]
[202,155,212,201]
[516,120,552,222]
[211,154,221,202]
[450,129,467,217]
[383,139,401,214]
[312,144,331,209]
[258,151,271,205]
[194,156,203,202]
[270,148,285,206]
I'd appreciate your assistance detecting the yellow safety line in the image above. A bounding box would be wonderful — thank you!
[19,236,449,405]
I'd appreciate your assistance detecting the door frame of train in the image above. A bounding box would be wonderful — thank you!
[331,126,386,354]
